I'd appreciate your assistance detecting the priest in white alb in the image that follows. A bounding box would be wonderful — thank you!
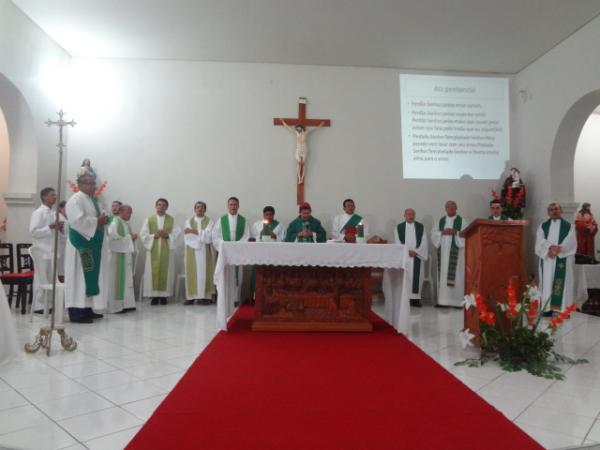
[212,196,250,329]
[183,201,216,305]
[385,208,428,334]
[431,200,468,307]
[140,198,181,305]
[535,202,577,314]
[29,187,64,313]
[332,199,368,242]
[250,206,286,242]
[64,172,109,323]
[107,204,137,313]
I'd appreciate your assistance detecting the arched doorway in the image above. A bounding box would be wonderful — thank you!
[550,89,600,202]
[0,73,39,244]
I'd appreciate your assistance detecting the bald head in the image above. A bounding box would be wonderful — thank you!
[119,204,133,221]
[404,208,416,223]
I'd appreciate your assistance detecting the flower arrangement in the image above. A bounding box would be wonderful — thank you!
[492,184,526,219]
[456,280,587,379]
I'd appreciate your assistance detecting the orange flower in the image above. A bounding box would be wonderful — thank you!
[491,190,501,201]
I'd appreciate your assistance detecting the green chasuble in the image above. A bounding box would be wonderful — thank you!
[541,218,571,308]
[220,214,246,241]
[68,196,104,297]
[148,214,174,291]
[285,216,327,243]
[437,215,463,287]
[185,216,216,298]
[397,221,424,294]
[113,217,128,301]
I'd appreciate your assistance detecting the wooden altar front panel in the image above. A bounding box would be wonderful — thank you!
[462,220,527,339]
[253,266,373,332]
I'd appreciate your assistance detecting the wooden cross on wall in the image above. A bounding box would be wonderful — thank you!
[274,97,331,205]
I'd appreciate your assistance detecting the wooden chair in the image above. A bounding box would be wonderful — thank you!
[0,243,33,314]
[16,243,34,312]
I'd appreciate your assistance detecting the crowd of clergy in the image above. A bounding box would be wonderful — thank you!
[27,169,578,332]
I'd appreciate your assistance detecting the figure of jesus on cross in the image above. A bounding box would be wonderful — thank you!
[274,97,331,204]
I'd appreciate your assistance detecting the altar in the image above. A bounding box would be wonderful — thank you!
[213,242,406,331]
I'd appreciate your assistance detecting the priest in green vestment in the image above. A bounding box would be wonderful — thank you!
[431,200,468,307]
[108,200,122,225]
[385,208,429,334]
[535,203,577,314]
[285,202,327,243]
[140,198,181,305]
[251,206,286,242]
[183,201,216,305]
[332,199,369,242]
[107,204,137,313]
[212,197,250,326]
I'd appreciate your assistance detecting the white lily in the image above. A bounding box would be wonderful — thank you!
[459,328,475,349]
[462,293,476,310]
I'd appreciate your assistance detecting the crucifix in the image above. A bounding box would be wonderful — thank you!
[274,97,331,204]
[25,110,78,356]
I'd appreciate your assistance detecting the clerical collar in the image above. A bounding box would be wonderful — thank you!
[228,213,237,218]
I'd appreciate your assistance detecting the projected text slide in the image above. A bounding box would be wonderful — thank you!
[400,74,509,180]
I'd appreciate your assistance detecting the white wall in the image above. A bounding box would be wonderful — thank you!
[514,14,600,221]
[0,0,71,243]
[0,107,8,240]
[66,58,513,241]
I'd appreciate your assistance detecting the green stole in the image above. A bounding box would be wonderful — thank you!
[148,214,174,291]
[260,220,280,239]
[220,214,246,285]
[113,217,128,301]
[340,214,362,232]
[397,221,424,294]
[185,216,215,298]
[220,214,246,241]
[488,215,509,220]
[108,214,115,225]
[68,195,104,297]
[437,215,463,287]
[541,219,571,308]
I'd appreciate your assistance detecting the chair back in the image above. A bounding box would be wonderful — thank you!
[0,243,14,274]
[16,243,33,272]
[28,246,50,285]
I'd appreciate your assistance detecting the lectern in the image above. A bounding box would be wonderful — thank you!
[460,220,528,339]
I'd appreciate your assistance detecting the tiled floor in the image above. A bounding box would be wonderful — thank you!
[1,298,599,450]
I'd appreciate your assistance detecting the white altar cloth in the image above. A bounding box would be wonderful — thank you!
[214,242,407,332]
[574,264,600,303]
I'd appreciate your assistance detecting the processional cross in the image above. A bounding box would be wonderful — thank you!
[26,110,78,356]
[274,97,331,204]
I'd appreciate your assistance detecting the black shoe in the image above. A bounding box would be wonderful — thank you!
[70,317,93,324]
[542,311,554,317]
[160,298,167,305]
[196,299,212,305]
[89,312,104,319]
[151,298,159,305]
[184,300,194,305]
[115,310,127,314]
[123,307,136,312]
[34,310,44,315]
[410,299,422,307]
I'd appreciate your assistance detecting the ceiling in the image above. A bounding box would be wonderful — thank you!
[11,0,600,73]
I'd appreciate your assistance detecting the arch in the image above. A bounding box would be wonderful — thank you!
[550,89,600,201]
[0,72,39,244]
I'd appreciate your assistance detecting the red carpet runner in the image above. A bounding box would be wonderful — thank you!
[127,307,542,450]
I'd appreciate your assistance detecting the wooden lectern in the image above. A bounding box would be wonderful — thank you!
[460,220,528,339]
